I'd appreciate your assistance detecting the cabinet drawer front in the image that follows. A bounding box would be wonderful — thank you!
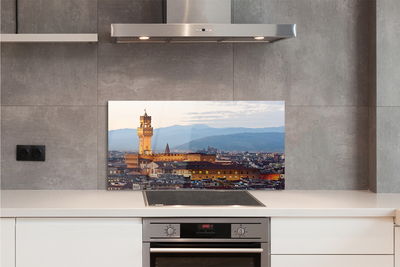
[1,218,15,267]
[271,255,394,267]
[271,217,393,254]
[16,218,142,267]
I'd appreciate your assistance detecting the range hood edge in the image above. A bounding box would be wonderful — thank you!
[111,23,296,44]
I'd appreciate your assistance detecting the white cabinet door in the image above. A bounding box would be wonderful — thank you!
[271,217,393,255]
[396,226,399,267]
[1,218,15,267]
[16,218,142,267]
[271,255,393,267]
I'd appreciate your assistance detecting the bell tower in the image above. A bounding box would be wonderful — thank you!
[165,143,170,154]
[137,109,153,155]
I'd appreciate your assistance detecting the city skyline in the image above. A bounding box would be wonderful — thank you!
[108,100,285,190]
[108,101,285,131]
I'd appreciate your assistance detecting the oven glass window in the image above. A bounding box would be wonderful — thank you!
[151,253,260,267]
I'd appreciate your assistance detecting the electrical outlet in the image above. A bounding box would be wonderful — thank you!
[16,145,31,161]
[32,145,45,161]
[16,145,45,161]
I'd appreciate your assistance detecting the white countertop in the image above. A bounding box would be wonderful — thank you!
[1,190,399,224]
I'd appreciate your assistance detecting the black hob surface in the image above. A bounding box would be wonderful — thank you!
[144,190,264,206]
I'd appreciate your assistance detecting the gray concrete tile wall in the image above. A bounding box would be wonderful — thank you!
[377,0,400,106]
[98,0,163,43]
[1,0,17,33]
[17,0,97,33]
[368,0,377,192]
[1,43,97,106]
[372,0,400,192]
[97,106,108,190]
[1,106,98,190]
[285,106,369,190]
[0,0,381,191]
[233,0,371,106]
[98,43,234,105]
[376,107,400,193]
[369,106,377,193]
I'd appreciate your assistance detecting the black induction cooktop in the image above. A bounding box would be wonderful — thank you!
[143,190,264,206]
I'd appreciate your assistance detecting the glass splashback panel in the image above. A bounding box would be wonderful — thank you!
[108,101,285,190]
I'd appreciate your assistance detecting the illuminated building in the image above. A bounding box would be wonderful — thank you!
[125,111,216,168]
[145,161,260,181]
[137,109,153,155]
[190,164,260,181]
[260,173,280,180]
[125,153,215,168]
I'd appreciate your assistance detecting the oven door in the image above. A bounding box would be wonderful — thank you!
[143,242,269,267]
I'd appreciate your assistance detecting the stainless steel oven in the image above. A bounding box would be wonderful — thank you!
[143,217,269,267]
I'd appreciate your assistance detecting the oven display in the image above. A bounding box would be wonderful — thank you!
[198,224,214,231]
[181,223,230,238]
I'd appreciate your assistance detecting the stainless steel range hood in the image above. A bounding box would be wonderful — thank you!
[111,0,296,44]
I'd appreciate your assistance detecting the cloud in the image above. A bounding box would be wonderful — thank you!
[108,100,285,130]
[187,110,235,115]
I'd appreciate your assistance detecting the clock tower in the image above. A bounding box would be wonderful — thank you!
[137,109,153,155]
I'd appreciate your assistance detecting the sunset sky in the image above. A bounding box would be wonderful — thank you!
[108,101,285,131]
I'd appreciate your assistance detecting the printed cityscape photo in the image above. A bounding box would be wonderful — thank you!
[108,101,285,190]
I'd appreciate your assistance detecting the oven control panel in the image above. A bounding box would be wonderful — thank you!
[148,223,181,238]
[144,219,267,240]
[231,223,262,239]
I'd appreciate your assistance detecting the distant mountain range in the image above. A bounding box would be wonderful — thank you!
[108,124,284,152]
[173,132,284,152]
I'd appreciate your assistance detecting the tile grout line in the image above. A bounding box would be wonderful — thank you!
[95,1,99,190]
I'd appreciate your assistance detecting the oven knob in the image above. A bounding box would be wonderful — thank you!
[166,227,175,236]
[237,227,245,236]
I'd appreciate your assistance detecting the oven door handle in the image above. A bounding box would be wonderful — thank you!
[149,248,263,253]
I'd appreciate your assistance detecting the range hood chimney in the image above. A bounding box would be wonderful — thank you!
[111,0,296,43]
